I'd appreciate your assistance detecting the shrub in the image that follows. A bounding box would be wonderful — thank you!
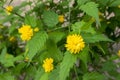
[0,0,120,80]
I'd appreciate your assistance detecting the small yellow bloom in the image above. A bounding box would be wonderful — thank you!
[65,34,85,54]
[5,5,13,15]
[107,21,111,24]
[24,57,29,62]
[42,58,54,72]
[118,5,120,8]
[18,25,33,41]
[0,24,4,28]
[58,15,64,23]
[9,36,16,42]
[117,50,120,57]
[34,27,39,32]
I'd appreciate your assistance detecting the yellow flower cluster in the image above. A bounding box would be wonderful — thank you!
[65,34,85,54]
[18,25,33,41]
[42,58,54,72]
[5,5,13,15]
[117,50,120,57]
[58,15,64,23]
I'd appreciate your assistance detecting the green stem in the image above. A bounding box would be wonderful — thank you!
[47,26,68,32]
[1,6,24,19]
[13,12,24,19]
[74,65,79,80]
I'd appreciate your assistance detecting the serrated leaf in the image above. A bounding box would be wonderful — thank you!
[25,66,37,79]
[25,15,37,27]
[97,0,109,6]
[46,39,63,62]
[27,31,48,61]
[82,33,113,43]
[35,67,44,80]
[83,72,106,80]
[109,0,120,7]
[80,2,100,25]
[0,73,14,80]
[49,66,59,80]
[77,0,90,6]
[48,31,66,43]
[43,11,59,27]
[12,63,26,75]
[39,73,48,80]
[102,61,117,72]
[59,51,77,80]
[72,20,96,34]
[9,25,16,34]
[0,47,15,67]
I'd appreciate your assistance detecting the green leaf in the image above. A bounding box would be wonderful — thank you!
[9,25,16,34]
[59,51,77,80]
[49,67,59,80]
[35,67,44,80]
[3,53,14,67]
[102,61,117,72]
[0,47,7,61]
[77,0,90,6]
[78,46,89,72]
[80,2,100,25]
[43,11,59,27]
[39,73,48,80]
[0,47,15,67]
[0,73,14,80]
[97,0,109,6]
[109,0,120,7]
[46,39,63,62]
[25,66,37,80]
[72,20,96,34]
[25,15,37,27]
[12,63,26,76]
[48,31,66,43]
[83,72,106,80]
[27,31,48,61]
[82,33,113,43]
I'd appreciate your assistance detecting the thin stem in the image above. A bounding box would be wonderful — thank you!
[74,65,79,80]
[47,26,68,32]
[1,6,24,19]
[13,12,24,19]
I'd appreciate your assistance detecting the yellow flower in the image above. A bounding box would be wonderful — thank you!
[65,34,85,54]
[118,5,120,8]
[0,24,4,28]
[24,57,29,62]
[18,25,33,41]
[117,50,120,57]
[107,21,111,24]
[34,27,39,32]
[58,15,64,23]
[42,58,54,72]
[9,36,16,42]
[5,5,13,15]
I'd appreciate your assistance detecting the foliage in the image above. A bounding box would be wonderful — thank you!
[0,0,120,80]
